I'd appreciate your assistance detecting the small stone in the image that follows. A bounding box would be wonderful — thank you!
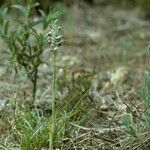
[0,98,7,111]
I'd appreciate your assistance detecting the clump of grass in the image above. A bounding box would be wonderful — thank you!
[14,109,49,150]
[121,46,150,149]
[0,81,92,149]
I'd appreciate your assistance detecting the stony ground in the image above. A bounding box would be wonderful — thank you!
[1,4,150,149]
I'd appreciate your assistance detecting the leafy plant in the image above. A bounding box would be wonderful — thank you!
[0,0,59,101]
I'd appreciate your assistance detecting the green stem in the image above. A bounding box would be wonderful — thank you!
[32,68,37,102]
[50,51,56,150]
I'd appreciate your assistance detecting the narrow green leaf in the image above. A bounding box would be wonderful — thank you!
[3,20,9,34]
[11,4,26,16]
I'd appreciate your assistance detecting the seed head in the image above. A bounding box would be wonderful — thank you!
[47,20,63,52]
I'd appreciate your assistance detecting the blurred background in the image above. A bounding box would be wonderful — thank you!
[0,0,150,18]
[0,0,150,88]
